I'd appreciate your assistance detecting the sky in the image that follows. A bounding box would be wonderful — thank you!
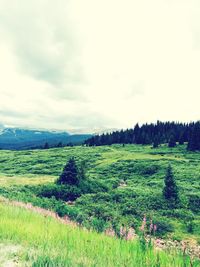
[0,0,199,133]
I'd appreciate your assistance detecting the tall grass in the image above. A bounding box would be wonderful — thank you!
[0,202,198,267]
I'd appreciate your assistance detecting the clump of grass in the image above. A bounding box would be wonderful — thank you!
[0,202,199,267]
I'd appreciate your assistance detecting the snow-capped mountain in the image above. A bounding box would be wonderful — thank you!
[0,125,91,150]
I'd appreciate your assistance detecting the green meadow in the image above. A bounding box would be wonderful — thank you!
[0,144,199,266]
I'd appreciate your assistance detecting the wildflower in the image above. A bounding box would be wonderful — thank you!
[181,241,186,255]
[140,215,146,232]
[149,219,153,233]
[105,228,115,237]
[127,227,135,240]
[153,224,157,234]
[120,226,127,238]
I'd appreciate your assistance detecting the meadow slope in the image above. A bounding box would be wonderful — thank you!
[0,199,199,267]
[0,144,199,265]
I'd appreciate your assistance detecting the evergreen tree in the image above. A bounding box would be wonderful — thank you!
[178,133,185,145]
[57,157,79,185]
[57,142,63,147]
[168,136,176,147]
[44,142,49,149]
[187,122,200,151]
[163,165,179,203]
[152,137,159,148]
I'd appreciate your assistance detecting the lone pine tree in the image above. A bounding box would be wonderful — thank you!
[163,165,179,203]
[57,157,79,185]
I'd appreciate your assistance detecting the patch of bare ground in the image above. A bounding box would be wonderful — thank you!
[0,243,21,267]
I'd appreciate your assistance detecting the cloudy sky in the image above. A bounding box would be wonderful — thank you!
[0,0,199,132]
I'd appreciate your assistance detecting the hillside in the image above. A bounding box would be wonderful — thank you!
[0,198,199,266]
[0,126,91,149]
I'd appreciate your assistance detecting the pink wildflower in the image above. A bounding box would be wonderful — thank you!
[150,219,153,233]
[127,227,135,240]
[140,215,146,231]
[120,226,127,238]
[105,228,115,237]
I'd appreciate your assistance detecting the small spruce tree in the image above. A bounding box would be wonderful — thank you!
[163,165,179,203]
[57,157,79,185]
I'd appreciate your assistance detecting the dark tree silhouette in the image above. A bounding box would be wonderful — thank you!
[57,157,79,185]
[187,122,200,151]
[85,121,200,147]
[163,165,179,203]
[153,137,159,148]
[44,142,49,149]
[57,142,63,147]
[168,136,176,148]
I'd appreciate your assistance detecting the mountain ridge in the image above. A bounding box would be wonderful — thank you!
[0,125,91,150]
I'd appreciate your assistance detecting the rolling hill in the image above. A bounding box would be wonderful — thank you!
[0,125,91,149]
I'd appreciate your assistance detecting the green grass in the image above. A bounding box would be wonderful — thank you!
[0,175,54,187]
[0,144,199,242]
[0,201,198,267]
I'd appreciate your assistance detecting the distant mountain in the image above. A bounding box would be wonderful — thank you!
[0,126,92,150]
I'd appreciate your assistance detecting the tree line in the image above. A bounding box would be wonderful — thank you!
[85,121,200,151]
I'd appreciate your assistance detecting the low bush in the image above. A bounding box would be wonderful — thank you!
[37,184,82,201]
[153,217,174,236]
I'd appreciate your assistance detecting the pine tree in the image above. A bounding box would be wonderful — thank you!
[57,157,79,185]
[44,142,49,149]
[57,142,63,147]
[178,133,185,145]
[152,137,159,148]
[163,165,179,203]
[187,122,200,151]
[168,136,176,147]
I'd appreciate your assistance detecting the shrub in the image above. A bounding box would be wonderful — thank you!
[186,220,194,234]
[78,179,109,194]
[91,217,107,232]
[139,165,159,176]
[152,217,174,236]
[37,184,82,201]
[187,194,200,212]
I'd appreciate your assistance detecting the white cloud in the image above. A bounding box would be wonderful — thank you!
[0,0,199,131]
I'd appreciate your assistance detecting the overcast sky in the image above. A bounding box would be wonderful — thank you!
[0,0,199,132]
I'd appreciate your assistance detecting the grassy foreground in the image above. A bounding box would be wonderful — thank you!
[0,201,198,267]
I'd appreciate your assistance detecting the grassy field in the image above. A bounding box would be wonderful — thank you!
[0,144,199,265]
[0,144,199,190]
[0,200,198,267]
